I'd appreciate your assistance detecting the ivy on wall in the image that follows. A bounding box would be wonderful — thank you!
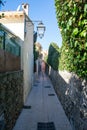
[55,0,87,79]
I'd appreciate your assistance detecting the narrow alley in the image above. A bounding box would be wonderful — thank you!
[13,73,72,130]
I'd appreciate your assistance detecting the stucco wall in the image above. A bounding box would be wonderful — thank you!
[49,68,87,130]
[0,71,23,130]
[23,21,34,103]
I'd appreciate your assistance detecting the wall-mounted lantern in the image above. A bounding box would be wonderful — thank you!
[37,22,46,39]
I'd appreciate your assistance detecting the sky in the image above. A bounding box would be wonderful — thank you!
[1,0,62,50]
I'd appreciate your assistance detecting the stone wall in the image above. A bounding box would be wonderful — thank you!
[49,68,87,130]
[0,71,23,130]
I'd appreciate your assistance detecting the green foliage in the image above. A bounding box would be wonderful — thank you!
[33,44,39,72]
[47,42,59,70]
[55,0,87,79]
[0,13,4,19]
[33,44,39,62]
[52,51,59,70]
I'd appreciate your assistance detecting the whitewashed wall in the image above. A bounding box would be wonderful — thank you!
[23,21,34,102]
[3,23,24,40]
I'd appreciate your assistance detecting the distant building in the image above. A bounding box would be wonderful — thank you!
[0,3,34,103]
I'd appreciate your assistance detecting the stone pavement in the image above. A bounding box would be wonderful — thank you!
[13,73,73,130]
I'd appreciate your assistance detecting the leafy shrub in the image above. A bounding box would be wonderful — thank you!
[55,0,87,79]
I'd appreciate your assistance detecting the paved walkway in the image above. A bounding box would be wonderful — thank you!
[13,73,73,130]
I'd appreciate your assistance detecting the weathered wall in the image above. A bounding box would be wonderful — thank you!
[0,49,21,72]
[49,68,87,130]
[0,71,23,130]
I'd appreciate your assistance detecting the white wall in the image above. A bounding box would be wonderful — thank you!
[23,21,34,102]
[3,23,24,41]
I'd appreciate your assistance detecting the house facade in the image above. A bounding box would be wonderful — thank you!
[0,3,34,103]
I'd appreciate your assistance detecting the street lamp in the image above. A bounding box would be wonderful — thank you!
[25,19,46,42]
[37,21,46,39]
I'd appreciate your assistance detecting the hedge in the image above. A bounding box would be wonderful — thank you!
[47,42,60,70]
[55,0,87,79]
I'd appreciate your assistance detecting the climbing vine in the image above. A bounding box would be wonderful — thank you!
[55,0,87,79]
